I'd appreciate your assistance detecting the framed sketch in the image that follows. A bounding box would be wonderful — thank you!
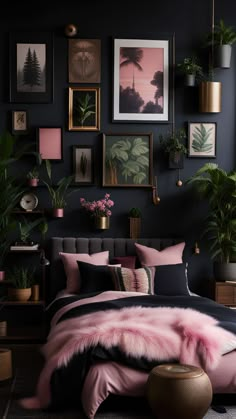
[68,39,101,83]
[38,127,63,161]
[72,145,94,185]
[9,32,54,103]
[102,133,153,187]
[113,37,173,123]
[68,86,100,131]
[188,122,217,158]
[12,110,28,135]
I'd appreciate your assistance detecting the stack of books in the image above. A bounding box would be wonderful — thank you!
[10,243,39,251]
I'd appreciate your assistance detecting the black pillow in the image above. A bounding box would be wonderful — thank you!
[154,263,189,296]
[77,261,115,294]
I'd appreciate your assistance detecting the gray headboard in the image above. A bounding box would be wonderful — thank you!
[48,237,182,303]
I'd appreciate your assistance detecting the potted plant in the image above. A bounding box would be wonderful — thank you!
[159,128,187,169]
[7,266,35,301]
[186,163,236,281]
[27,167,40,187]
[177,56,203,86]
[16,216,46,246]
[128,207,142,239]
[206,19,236,68]
[80,193,114,230]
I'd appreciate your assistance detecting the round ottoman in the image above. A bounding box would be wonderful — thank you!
[0,348,12,381]
[146,364,212,419]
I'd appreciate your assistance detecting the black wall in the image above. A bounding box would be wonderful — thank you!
[1,0,236,294]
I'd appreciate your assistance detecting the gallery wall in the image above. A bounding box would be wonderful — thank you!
[0,0,235,293]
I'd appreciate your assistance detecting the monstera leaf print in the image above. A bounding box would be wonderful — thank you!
[192,124,213,153]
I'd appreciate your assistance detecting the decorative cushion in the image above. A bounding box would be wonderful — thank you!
[154,263,189,296]
[111,266,155,294]
[135,242,185,267]
[59,251,109,293]
[78,262,118,294]
[110,256,136,269]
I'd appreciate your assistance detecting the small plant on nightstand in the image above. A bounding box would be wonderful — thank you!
[7,266,35,301]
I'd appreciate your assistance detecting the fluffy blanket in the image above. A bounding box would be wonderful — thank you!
[20,291,236,411]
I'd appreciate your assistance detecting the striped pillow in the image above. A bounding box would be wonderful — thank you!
[110,266,155,294]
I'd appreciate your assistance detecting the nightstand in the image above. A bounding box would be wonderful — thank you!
[215,281,236,307]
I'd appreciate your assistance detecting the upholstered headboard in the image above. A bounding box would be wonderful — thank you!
[48,237,182,303]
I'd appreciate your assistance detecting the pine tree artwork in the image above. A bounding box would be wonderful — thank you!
[17,43,46,92]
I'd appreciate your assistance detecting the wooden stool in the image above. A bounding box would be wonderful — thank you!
[146,364,212,419]
[0,348,12,381]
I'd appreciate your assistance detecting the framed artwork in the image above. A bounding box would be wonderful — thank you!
[12,110,28,135]
[102,133,153,187]
[68,86,100,131]
[38,127,63,161]
[68,39,101,83]
[9,32,54,103]
[72,145,94,185]
[188,122,217,158]
[113,37,173,123]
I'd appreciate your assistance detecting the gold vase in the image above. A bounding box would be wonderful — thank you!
[94,216,110,230]
[199,81,222,113]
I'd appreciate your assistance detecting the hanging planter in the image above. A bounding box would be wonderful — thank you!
[199,81,222,113]
[94,216,110,230]
[168,151,184,169]
[177,56,203,87]
[216,45,232,68]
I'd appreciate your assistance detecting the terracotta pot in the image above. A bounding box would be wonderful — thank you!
[8,288,31,302]
[94,216,110,230]
[52,208,64,218]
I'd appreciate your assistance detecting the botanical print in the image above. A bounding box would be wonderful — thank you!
[69,87,100,131]
[74,147,93,184]
[103,134,152,187]
[68,39,101,83]
[113,39,169,122]
[188,122,216,158]
[17,43,46,92]
[13,111,27,131]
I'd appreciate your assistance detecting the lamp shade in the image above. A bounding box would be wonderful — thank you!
[199,81,222,113]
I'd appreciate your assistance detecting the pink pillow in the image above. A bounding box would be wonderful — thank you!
[59,251,109,293]
[135,242,185,267]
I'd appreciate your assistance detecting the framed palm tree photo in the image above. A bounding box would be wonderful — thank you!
[68,87,100,131]
[102,133,153,187]
[113,37,173,123]
[188,122,217,158]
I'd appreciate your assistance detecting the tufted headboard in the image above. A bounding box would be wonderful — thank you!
[48,237,183,303]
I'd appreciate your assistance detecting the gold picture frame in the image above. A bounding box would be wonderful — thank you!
[68,86,100,131]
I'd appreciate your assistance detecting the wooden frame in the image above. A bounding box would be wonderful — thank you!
[188,122,217,158]
[68,38,101,83]
[12,110,28,135]
[72,145,94,185]
[68,87,100,131]
[102,133,153,187]
[113,37,172,123]
[9,32,54,103]
[38,127,63,161]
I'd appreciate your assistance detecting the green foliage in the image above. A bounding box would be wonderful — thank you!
[206,19,236,46]
[18,216,46,244]
[74,93,95,127]
[43,160,74,208]
[8,266,35,289]
[186,163,236,263]
[129,207,142,218]
[27,166,40,179]
[177,56,203,76]
[159,129,187,155]
[191,123,214,153]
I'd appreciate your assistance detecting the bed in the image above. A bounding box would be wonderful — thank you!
[20,237,236,419]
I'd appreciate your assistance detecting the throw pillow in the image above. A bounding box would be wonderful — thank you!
[59,251,109,293]
[111,266,155,294]
[135,242,185,267]
[78,261,116,294]
[110,256,136,269]
[154,263,189,296]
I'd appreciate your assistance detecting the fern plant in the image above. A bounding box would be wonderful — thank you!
[191,123,214,153]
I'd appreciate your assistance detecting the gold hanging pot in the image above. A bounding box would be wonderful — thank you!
[94,216,110,230]
[199,81,222,113]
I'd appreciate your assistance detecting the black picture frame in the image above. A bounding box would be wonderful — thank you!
[37,127,63,161]
[72,145,94,185]
[9,32,54,103]
[11,110,29,135]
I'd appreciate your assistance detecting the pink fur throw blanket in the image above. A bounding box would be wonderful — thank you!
[20,299,235,410]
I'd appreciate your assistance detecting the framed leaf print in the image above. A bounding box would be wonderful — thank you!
[188,122,216,158]
[68,87,100,131]
[72,145,94,185]
[102,133,153,187]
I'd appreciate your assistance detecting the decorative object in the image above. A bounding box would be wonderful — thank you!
[27,167,39,186]
[68,86,100,131]
[38,127,63,161]
[64,23,78,37]
[177,56,203,86]
[146,364,212,419]
[80,193,114,230]
[152,175,161,205]
[176,169,183,187]
[72,145,94,185]
[7,266,35,301]
[113,37,173,122]
[12,110,28,135]
[68,39,101,83]
[0,349,12,381]
[9,32,54,103]
[31,284,40,301]
[188,122,216,158]
[205,19,236,68]
[19,193,38,211]
[128,207,141,239]
[194,242,200,255]
[0,321,7,337]
[186,163,236,281]
[160,128,187,169]
[102,133,153,187]
[111,266,155,294]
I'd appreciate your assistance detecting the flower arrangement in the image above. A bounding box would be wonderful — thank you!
[80,193,114,217]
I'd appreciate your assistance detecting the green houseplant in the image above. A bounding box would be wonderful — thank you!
[160,128,187,169]
[186,163,236,280]
[7,266,35,301]
[206,19,236,68]
[177,56,203,86]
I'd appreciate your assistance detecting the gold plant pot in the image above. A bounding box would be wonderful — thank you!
[129,217,141,239]
[94,216,110,230]
[199,81,222,113]
[31,284,40,301]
